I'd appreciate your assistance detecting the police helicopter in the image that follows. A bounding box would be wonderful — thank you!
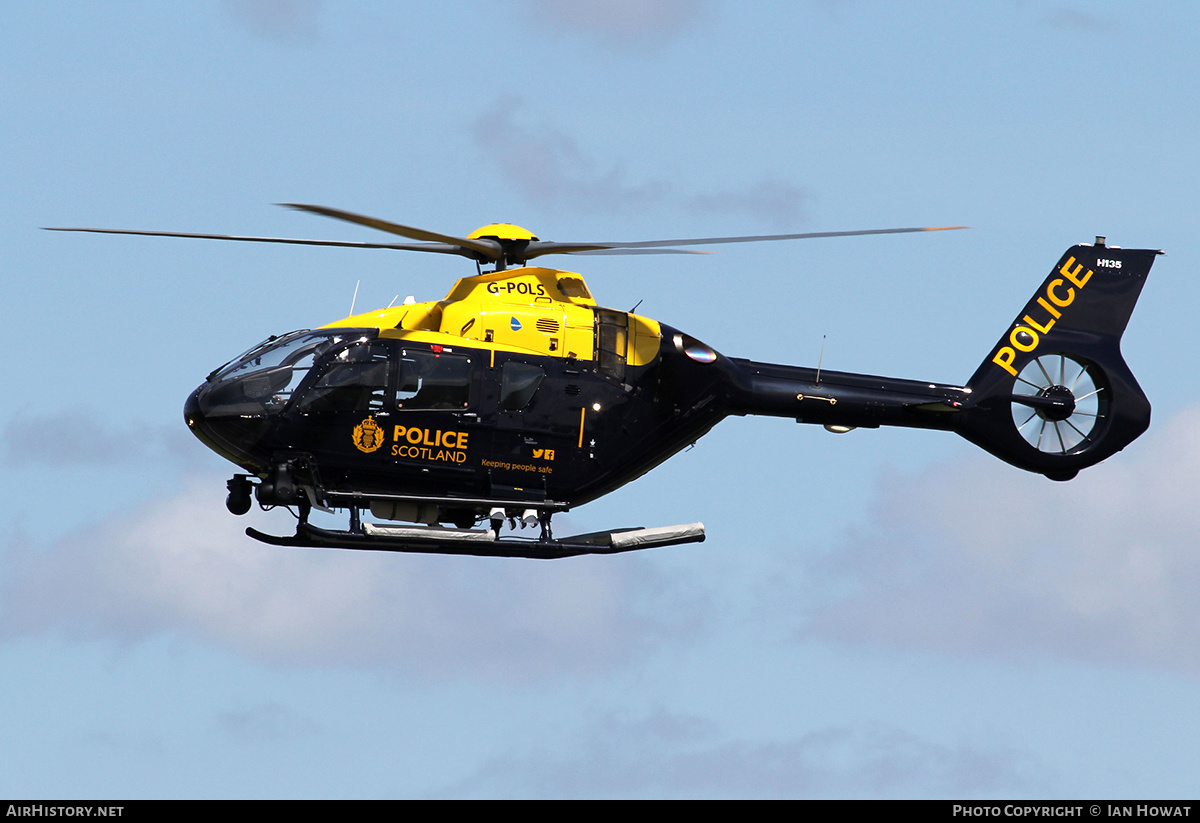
[50,206,1160,558]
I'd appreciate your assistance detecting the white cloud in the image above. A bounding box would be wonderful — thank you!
[218,701,323,741]
[0,475,707,679]
[687,178,807,228]
[474,99,806,227]
[473,98,670,215]
[1039,7,1109,33]
[447,709,1042,798]
[795,406,1200,674]
[520,0,707,49]
[3,410,156,466]
[223,0,320,44]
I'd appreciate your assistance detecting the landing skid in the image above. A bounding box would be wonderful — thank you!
[246,520,706,559]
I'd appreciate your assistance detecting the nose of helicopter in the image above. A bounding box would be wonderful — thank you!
[183,383,225,459]
[183,382,270,471]
[182,329,338,472]
[183,384,203,430]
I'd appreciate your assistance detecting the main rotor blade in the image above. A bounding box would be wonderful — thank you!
[572,248,710,256]
[48,211,967,269]
[523,225,967,259]
[280,203,503,261]
[43,227,472,256]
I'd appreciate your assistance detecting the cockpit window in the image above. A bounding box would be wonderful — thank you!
[396,349,472,410]
[215,331,312,381]
[204,330,377,416]
[294,341,391,415]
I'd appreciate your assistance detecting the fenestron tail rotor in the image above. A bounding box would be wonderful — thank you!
[47,204,966,271]
[955,241,1158,480]
[1010,354,1107,455]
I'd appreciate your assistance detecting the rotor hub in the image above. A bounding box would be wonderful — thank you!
[1035,385,1076,422]
[466,223,538,242]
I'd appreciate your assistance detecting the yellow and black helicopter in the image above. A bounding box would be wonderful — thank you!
[52,206,1160,558]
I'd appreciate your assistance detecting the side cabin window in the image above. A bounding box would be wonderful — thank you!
[294,341,391,415]
[397,349,473,410]
[499,361,545,411]
[595,309,628,381]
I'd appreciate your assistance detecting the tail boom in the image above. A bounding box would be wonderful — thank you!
[720,237,1158,481]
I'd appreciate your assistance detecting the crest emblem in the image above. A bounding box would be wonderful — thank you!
[352,416,384,453]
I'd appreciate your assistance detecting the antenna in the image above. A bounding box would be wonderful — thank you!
[349,279,360,315]
[815,335,827,385]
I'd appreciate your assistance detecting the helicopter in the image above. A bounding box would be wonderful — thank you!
[50,206,1160,558]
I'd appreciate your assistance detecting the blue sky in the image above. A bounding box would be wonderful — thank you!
[2,1,1199,798]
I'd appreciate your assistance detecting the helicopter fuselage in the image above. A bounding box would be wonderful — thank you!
[184,265,969,527]
[183,236,1160,558]
[53,206,1158,556]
